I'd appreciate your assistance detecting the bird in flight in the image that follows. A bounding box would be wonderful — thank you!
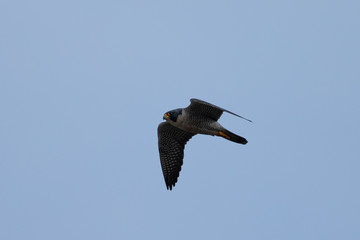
[157,98,251,190]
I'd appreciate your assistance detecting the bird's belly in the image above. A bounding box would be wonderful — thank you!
[179,120,221,136]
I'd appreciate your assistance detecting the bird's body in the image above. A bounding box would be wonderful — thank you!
[167,109,222,135]
[158,98,251,190]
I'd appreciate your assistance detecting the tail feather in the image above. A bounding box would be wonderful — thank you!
[219,129,248,145]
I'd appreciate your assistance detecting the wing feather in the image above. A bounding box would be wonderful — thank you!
[186,98,252,122]
[157,122,195,190]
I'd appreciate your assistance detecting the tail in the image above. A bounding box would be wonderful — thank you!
[218,129,248,145]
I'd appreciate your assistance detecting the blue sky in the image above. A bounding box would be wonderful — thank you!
[1,1,359,239]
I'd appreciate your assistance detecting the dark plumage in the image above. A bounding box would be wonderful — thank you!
[158,98,251,190]
[157,123,194,190]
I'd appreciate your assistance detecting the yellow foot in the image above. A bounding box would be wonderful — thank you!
[219,131,231,139]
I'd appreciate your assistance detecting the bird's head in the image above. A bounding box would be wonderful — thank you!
[163,108,183,122]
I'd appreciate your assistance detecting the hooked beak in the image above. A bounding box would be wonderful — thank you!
[163,114,169,120]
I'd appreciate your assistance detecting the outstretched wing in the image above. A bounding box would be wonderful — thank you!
[157,122,195,190]
[186,98,252,122]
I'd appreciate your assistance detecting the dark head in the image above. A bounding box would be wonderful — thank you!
[163,108,183,122]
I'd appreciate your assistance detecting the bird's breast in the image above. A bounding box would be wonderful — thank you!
[173,110,221,135]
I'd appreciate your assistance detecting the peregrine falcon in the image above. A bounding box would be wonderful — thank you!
[157,98,251,190]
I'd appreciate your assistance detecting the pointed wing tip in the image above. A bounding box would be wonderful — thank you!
[166,182,175,191]
[235,114,253,123]
[164,175,177,191]
[189,98,253,123]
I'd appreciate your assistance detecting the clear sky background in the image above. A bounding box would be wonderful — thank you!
[1,1,359,239]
